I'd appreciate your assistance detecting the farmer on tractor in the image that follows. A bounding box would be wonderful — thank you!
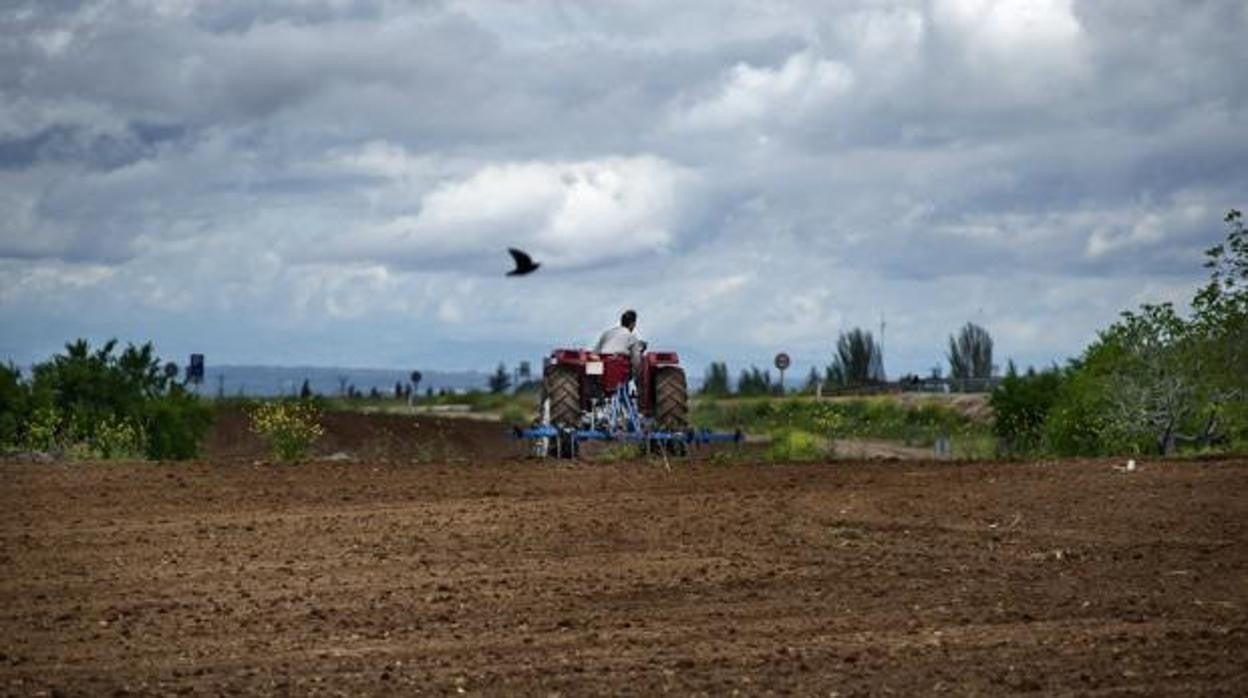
[594,309,646,375]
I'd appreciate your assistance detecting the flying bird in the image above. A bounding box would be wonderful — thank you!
[506,247,540,276]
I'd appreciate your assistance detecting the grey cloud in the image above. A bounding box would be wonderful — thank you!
[1,0,1245,371]
[0,121,185,171]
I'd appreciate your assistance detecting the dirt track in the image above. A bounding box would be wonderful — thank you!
[3,444,1246,696]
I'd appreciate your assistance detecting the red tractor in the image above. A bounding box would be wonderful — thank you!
[521,347,689,458]
[547,347,689,427]
[515,346,741,458]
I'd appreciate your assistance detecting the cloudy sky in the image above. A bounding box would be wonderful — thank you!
[2,0,1246,377]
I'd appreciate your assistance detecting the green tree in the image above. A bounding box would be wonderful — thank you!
[1044,303,1206,456]
[1188,209,1248,446]
[1040,210,1248,456]
[736,366,774,396]
[832,328,883,386]
[701,362,731,396]
[824,364,846,390]
[948,322,994,380]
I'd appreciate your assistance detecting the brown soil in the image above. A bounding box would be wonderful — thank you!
[832,438,936,460]
[2,421,1245,695]
[203,408,519,462]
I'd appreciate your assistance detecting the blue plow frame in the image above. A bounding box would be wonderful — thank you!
[515,424,743,444]
[512,383,742,454]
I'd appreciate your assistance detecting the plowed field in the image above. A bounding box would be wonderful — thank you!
[2,416,1245,695]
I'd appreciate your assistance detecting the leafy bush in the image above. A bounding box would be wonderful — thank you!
[92,415,145,459]
[33,340,163,433]
[500,404,528,426]
[0,363,34,447]
[23,407,62,452]
[0,339,215,459]
[767,428,826,461]
[990,368,1064,454]
[249,400,325,462]
[146,388,214,460]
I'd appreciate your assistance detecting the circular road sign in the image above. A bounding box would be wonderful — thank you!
[774,352,791,371]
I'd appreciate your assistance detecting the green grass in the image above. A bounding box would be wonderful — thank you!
[693,395,994,455]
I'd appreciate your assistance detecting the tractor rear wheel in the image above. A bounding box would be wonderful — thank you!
[545,365,581,428]
[543,365,581,459]
[648,367,688,459]
[653,367,689,430]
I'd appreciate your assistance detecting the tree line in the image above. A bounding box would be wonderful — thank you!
[700,322,995,397]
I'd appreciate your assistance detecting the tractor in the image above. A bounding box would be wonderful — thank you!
[515,346,741,458]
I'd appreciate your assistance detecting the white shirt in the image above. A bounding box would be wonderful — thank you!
[594,326,643,354]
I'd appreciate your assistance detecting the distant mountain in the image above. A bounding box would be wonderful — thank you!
[194,365,490,398]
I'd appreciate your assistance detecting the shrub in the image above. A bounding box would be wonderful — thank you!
[767,428,826,461]
[0,363,33,447]
[146,388,214,460]
[4,339,216,460]
[92,415,145,459]
[990,368,1064,454]
[500,405,528,426]
[23,407,62,452]
[249,400,325,462]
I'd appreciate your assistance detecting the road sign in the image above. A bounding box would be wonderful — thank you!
[774,353,791,371]
[774,352,791,393]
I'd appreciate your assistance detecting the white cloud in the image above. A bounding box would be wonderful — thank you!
[331,155,699,270]
[673,50,855,131]
[934,0,1082,49]
[931,0,1088,97]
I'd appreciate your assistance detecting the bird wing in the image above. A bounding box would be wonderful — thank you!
[508,248,533,268]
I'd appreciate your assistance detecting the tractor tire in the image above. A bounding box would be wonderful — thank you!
[653,366,689,432]
[545,365,581,428]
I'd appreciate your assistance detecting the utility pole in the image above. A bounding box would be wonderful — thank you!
[879,312,887,381]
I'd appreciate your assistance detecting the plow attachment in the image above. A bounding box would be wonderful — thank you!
[512,424,742,459]
[512,382,742,459]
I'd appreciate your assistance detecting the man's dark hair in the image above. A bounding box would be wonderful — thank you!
[621,309,637,329]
